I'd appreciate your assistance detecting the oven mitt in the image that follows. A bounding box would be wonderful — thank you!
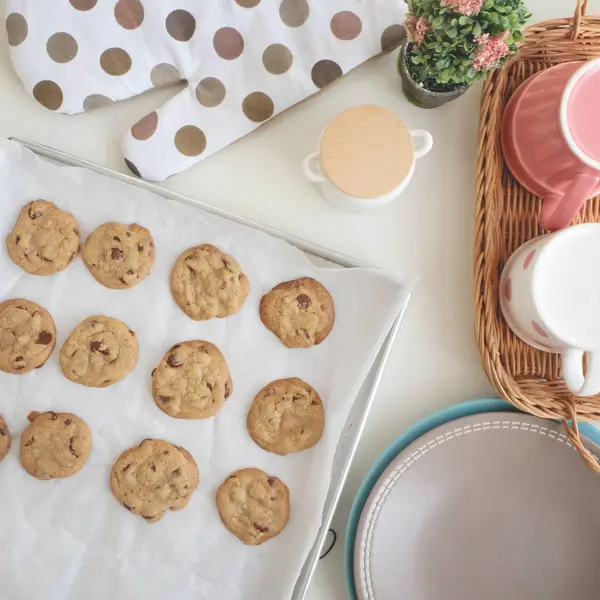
[5,0,407,181]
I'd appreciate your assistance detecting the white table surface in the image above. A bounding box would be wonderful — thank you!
[0,1,596,598]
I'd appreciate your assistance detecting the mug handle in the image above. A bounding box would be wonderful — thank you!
[302,152,326,183]
[562,349,600,397]
[539,172,599,231]
[411,130,433,160]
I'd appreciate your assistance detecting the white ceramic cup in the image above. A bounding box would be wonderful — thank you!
[499,223,600,396]
[302,129,433,213]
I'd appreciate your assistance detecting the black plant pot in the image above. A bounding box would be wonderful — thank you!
[398,43,470,108]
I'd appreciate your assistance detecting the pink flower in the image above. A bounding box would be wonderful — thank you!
[473,30,511,71]
[440,0,483,15]
[404,15,430,46]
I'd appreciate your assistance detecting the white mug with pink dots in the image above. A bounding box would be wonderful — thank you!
[499,223,600,396]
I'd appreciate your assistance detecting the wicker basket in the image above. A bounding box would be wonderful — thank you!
[474,0,600,470]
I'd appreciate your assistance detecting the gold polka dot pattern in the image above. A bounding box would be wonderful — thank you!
[242,92,274,122]
[131,111,158,140]
[166,10,196,42]
[7,0,408,180]
[114,0,144,30]
[196,78,226,107]
[47,32,78,63]
[262,44,293,75]
[213,27,244,60]
[331,11,362,41]
[6,13,28,46]
[175,126,206,156]
[100,48,132,76]
[33,81,63,110]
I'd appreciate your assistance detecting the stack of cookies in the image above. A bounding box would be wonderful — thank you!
[1,199,336,545]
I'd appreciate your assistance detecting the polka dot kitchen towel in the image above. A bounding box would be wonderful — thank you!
[5,0,407,181]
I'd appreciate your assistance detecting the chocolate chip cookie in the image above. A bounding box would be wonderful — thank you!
[0,299,56,374]
[0,415,11,462]
[110,438,199,523]
[170,244,250,321]
[20,411,92,479]
[6,200,80,275]
[259,278,335,348]
[82,222,155,289]
[60,316,138,387]
[216,468,290,545]
[247,378,324,455]
[152,340,233,419]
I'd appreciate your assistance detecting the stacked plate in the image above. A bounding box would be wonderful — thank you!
[347,399,600,600]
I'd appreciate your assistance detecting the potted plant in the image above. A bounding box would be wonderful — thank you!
[400,0,530,108]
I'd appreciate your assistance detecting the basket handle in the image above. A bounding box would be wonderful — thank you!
[571,0,589,39]
[562,397,600,474]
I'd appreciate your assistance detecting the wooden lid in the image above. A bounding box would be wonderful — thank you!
[320,105,414,199]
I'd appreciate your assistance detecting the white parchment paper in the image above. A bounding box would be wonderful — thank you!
[0,138,408,600]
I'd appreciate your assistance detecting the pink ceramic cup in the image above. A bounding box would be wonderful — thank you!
[502,58,600,231]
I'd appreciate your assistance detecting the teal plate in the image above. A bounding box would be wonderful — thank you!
[344,398,600,599]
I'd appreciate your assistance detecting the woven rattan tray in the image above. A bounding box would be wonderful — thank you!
[474,0,600,467]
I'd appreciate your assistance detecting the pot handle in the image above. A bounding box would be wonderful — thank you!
[539,172,599,231]
[562,348,600,397]
[411,130,433,160]
[302,152,326,183]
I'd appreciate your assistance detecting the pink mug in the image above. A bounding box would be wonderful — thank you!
[502,58,600,231]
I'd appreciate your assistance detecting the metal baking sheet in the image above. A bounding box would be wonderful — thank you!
[10,137,411,600]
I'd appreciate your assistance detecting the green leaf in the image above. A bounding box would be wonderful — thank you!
[432,15,444,28]
[458,16,470,25]
[447,27,458,39]
[483,0,494,8]
[473,22,482,36]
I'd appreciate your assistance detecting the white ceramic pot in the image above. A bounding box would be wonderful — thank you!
[499,223,600,396]
[301,105,433,213]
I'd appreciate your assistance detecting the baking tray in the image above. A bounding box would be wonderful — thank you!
[10,137,411,600]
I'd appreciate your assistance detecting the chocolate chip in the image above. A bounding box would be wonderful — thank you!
[15,235,20,243]
[150,464,156,472]
[151,368,157,377]
[69,437,78,457]
[15,356,24,362]
[311,400,319,406]
[111,248,123,260]
[113,236,121,242]
[128,330,135,336]
[253,523,269,533]
[222,257,232,269]
[119,277,127,284]
[301,328,310,339]
[73,228,80,236]
[126,231,132,237]
[138,244,143,251]
[36,330,53,345]
[187,266,195,273]
[267,477,276,486]
[171,344,181,351]
[163,450,169,455]
[225,382,232,399]
[149,241,154,248]
[159,396,170,403]
[184,254,197,261]
[49,411,58,420]
[142,515,154,521]
[264,388,276,396]
[297,294,311,309]
[122,464,131,472]
[300,428,305,435]
[90,341,101,352]
[122,503,132,512]
[172,468,181,477]
[167,354,182,368]
[127,269,134,275]
[0,426,7,436]
[206,382,213,392]
[28,206,42,219]
[25,438,34,447]
[64,418,72,425]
